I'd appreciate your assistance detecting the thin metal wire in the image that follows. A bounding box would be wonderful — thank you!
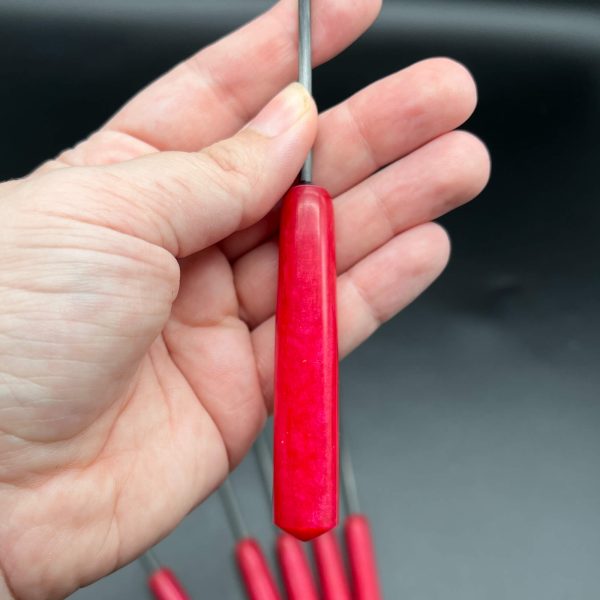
[254,431,274,502]
[219,478,250,541]
[341,441,361,516]
[299,0,313,183]
[139,550,161,575]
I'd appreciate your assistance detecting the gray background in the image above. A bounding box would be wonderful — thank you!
[1,0,599,598]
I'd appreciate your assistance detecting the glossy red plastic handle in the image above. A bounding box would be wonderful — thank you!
[345,514,383,600]
[147,568,190,600]
[276,534,319,600]
[274,184,338,541]
[312,530,351,600]
[236,539,281,600]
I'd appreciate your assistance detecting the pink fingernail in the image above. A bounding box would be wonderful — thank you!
[249,83,312,138]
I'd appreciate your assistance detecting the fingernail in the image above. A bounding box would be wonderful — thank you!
[248,83,312,138]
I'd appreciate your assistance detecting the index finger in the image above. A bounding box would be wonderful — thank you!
[104,0,381,151]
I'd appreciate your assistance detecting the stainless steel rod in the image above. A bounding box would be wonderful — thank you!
[341,442,361,516]
[299,0,313,183]
[219,478,250,541]
[254,432,274,502]
[139,549,161,575]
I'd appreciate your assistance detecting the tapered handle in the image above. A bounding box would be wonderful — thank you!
[312,531,351,600]
[147,568,190,600]
[235,539,281,600]
[345,514,383,600]
[274,184,338,541]
[276,534,319,600]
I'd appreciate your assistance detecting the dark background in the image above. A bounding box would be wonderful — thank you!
[1,1,600,598]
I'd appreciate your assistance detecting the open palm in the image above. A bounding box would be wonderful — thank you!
[0,1,489,598]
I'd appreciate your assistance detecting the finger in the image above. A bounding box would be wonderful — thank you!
[34,84,317,258]
[31,130,159,175]
[163,248,267,467]
[220,57,478,260]
[33,0,380,172]
[314,58,477,197]
[251,222,451,404]
[104,0,382,151]
[234,130,490,327]
[36,55,473,184]
[60,131,158,167]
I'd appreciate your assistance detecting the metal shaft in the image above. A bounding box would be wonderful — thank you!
[139,549,161,575]
[254,431,274,502]
[219,478,250,541]
[299,0,313,183]
[341,442,361,516]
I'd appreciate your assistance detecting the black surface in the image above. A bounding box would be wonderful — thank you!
[1,1,599,598]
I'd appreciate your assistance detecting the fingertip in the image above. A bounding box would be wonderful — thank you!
[297,83,319,134]
[424,222,452,276]
[353,0,383,30]
[240,84,317,192]
[452,130,491,198]
[413,57,479,125]
[247,83,316,139]
[401,222,452,284]
[427,130,491,207]
[311,0,382,61]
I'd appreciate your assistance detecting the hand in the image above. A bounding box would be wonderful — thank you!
[0,1,489,598]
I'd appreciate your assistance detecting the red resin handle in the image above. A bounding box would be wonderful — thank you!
[147,568,190,600]
[312,531,351,600]
[344,514,383,600]
[276,534,319,600]
[235,539,281,600]
[274,184,338,541]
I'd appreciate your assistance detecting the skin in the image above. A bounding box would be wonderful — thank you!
[0,0,490,598]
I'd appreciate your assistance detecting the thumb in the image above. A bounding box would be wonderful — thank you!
[89,83,317,257]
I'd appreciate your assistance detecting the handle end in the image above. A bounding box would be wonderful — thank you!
[147,568,190,600]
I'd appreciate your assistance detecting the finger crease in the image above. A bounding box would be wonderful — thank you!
[366,181,396,241]
[346,274,382,332]
[344,102,380,173]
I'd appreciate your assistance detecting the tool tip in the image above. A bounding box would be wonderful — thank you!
[277,522,335,542]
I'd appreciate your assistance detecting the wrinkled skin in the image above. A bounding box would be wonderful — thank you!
[0,0,490,598]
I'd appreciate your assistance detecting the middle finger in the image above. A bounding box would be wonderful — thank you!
[221,57,478,259]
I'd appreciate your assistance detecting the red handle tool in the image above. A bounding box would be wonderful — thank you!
[219,478,282,600]
[344,515,382,600]
[140,551,190,600]
[236,539,281,600]
[274,0,338,544]
[274,183,338,541]
[148,569,190,600]
[312,531,352,600]
[276,534,320,600]
[255,434,321,600]
[341,444,383,600]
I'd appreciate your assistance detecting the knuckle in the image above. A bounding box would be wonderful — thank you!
[200,140,257,194]
[198,140,261,228]
[59,130,155,167]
